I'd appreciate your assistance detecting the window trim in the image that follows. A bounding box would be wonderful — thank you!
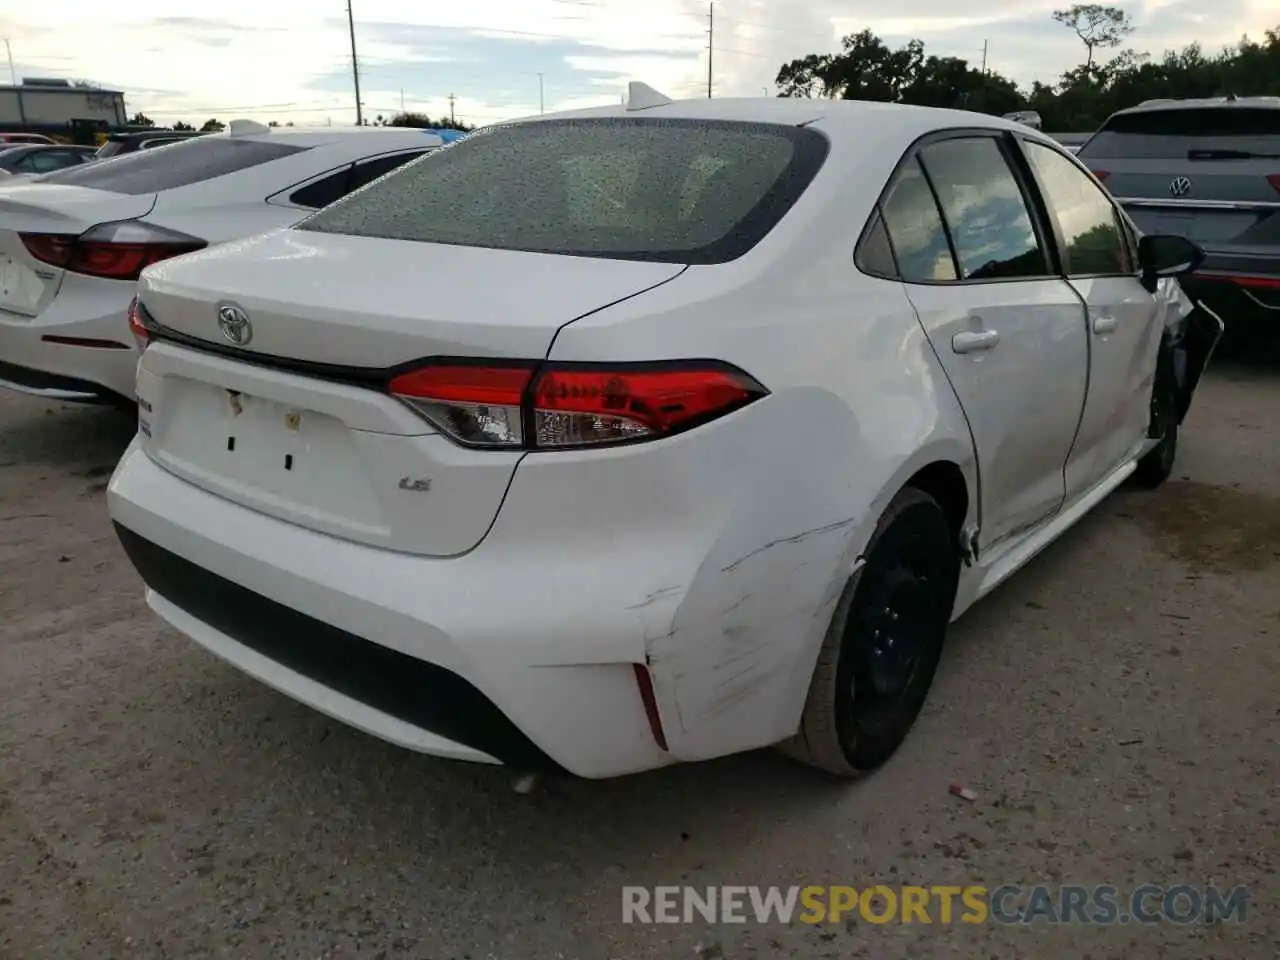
[266,148,431,210]
[855,127,1062,287]
[1015,134,1141,282]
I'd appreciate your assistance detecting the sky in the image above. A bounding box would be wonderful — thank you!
[1,0,1276,128]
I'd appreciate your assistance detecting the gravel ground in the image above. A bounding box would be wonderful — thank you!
[0,352,1276,960]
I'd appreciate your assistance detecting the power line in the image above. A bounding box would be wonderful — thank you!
[707,1,714,98]
[346,0,363,125]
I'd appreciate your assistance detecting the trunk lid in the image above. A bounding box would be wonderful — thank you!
[134,229,686,555]
[138,229,685,366]
[0,184,156,317]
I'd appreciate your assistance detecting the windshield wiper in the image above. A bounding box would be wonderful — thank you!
[1187,148,1280,160]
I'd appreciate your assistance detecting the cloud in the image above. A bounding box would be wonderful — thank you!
[1,0,1275,126]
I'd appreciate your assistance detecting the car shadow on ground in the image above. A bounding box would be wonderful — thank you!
[0,398,135,475]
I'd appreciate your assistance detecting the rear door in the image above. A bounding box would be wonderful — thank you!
[1078,105,1280,253]
[884,133,1090,551]
[1020,138,1162,499]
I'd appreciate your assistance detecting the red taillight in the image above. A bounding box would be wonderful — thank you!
[126,296,150,349]
[21,221,206,282]
[1267,174,1280,196]
[389,360,767,450]
[1091,169,1111,184]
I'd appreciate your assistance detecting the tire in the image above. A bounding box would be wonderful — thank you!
[1132,380,1178,489]
[780,487,960,777]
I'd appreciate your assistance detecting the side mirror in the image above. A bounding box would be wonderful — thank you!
[1138,234,1205,292]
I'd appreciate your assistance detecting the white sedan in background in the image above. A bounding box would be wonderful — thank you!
[109,89,1221,781]
[0,121,443,404]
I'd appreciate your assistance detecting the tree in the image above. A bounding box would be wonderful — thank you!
[172,121,195,131]
[128,112,155,127]
[776,30,1020,112]
[386,111,475,132]
[775,19,1280,132]
[1052,4,1135,71]
[200,118,226,133]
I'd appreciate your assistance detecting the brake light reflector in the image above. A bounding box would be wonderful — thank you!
[21,221,206,282]
[389,360,768,450]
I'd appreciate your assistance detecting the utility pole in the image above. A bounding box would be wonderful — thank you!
[3,40,15,86]
[537,73,544,114]
[346,0,363,125]
[981,39,988,74]
[706,1,714,98]
[448,93,456,124]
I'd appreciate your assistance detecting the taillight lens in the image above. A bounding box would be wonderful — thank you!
[21,220,206,282]
[389,363,533,447]
[126,296,151,350]
[389,360,768,450]
[1091,169,1111,184]
[1267,174,1280,196]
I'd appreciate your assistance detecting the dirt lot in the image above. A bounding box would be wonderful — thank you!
[1,354,1277,960]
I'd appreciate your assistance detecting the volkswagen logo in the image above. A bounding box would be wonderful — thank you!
[217,304,253,346]
[1169,176,1193,197]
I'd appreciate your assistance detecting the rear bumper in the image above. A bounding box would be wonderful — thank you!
[1183,248,1280,321]
[107,440,675,778]
[0,277,140,402]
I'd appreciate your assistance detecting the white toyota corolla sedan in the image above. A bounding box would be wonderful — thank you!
[107,89,1222,781]
[0,122,442,405]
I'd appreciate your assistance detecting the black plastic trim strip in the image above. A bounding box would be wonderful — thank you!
[113,522,566,773]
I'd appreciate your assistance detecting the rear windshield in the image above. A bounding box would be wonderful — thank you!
[1080,106,1280,159]
[37,137,308,194]
[93,140,126,159]
[296,118,830,264]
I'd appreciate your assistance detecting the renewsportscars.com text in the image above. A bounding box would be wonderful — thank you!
[622,884,1248,926]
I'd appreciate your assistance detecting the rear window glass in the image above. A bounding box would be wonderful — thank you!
[1081,107,1280,159]
[94,140,126,159]
[37,138,308,194]
[296,118,830,264]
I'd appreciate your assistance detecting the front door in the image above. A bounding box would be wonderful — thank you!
[1020,139,1164,501]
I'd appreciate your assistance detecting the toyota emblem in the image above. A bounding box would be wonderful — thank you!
[217,304,253,346]
[1169,176,1193,197]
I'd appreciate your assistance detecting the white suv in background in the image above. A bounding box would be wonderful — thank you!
[0,122,442,405]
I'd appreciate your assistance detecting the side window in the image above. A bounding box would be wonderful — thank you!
[12,154,38,172]
[289,166,353,209]
[347,150,428,193]
[854,209,898,278]
[1023,141,1132,276]
[30,152,65,172]
[918,137,1049,281]
[880,158,957,282]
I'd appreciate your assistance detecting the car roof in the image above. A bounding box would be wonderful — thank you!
[507,95,1039,145]
[0,143,90,156]
[201,125,446,149]
[109,130,203,140]
[1112,95,1280,116]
